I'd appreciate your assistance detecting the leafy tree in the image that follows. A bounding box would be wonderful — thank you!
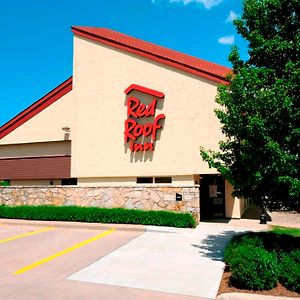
[200,0,300,211]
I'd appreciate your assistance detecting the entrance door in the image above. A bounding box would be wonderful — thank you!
[200,175,225,220]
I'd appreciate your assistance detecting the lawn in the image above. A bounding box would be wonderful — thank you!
[271,225,300,237]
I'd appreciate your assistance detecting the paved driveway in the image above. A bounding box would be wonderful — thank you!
[0,219,254,300]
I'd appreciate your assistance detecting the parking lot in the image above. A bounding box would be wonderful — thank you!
[0,221,147,300]
[0,220,219,300]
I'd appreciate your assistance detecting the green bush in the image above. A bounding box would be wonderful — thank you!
[224,233,263,265]
[0,180,10,186]
[279,250,300,293]
[224,231,300,262]
[229,245,279,290]
[260,232,300,254]
[224,231,300,292]
[0,205,196,228]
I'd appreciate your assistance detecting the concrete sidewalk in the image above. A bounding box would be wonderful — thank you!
[68,222,250,299]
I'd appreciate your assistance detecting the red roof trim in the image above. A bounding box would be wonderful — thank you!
[72,26,231,85]
[0,77,73,139]
[124,84,165,98]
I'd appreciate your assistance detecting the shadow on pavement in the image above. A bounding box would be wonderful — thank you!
[191,230,244,261]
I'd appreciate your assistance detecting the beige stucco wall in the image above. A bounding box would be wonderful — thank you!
[78,177,136,186]
[0,91,75,145]
[240,197,249,217]
[71,36,224,178]
[0,141,71,158]
[225,180,241,218]
[172,175,195,185]
[77,175,195,186]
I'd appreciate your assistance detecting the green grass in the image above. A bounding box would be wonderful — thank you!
[271,225,300,237]
[0,205,196,228]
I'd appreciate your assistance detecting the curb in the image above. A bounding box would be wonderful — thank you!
[216,293,298,300]
[0,218,146,232]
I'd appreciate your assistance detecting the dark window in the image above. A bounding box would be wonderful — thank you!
[137,177,153,184]
[155,177,172,184]
[61,178,77,185]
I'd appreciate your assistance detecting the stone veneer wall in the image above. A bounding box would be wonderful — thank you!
[0,186,200,222]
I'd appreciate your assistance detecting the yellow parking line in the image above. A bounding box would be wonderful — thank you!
[14,228,115,275]
[0,227,54,244]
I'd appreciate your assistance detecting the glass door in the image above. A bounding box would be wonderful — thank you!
[200,175,225,220]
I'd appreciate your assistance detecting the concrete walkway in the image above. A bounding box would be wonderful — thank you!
[68,223,251,299]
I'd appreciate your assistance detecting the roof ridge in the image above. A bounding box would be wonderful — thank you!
[71,26,231,84]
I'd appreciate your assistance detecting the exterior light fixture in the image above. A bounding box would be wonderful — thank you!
[62,126,71,133]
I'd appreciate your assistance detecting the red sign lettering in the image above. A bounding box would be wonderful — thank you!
[124,85,165,152]
[130,142,154,152]
[127,97,157,118]
[124,114,166,143]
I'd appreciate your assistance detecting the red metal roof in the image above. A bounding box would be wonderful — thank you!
[72,26,231,84]
[0,77,72,140]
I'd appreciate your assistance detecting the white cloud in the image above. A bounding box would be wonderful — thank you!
[218,35,235,45]
[225,10,239,23]
[153,0,223,9]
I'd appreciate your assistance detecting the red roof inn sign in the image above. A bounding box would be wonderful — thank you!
[124,84,165,152]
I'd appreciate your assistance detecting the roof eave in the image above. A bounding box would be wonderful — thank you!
[71,26,230,85]
[0,77,73,140]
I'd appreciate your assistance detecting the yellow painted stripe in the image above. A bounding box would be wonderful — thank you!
[0,227,54,244]
[14,228,115,275]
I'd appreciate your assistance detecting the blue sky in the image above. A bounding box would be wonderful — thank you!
[0,0,248,126]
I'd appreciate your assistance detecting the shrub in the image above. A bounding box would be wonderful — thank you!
[0,180,10,186]
[224,230,300,292]
[0,205,196,228]
[279,250,300,293]
[260,232,300,254]
[224,233,263,265]
[229,245,279,290]
[224,231,300,262]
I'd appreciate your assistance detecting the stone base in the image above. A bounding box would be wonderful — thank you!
[0,186,200,222]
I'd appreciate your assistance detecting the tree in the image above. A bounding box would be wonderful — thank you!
[200,0,300,211]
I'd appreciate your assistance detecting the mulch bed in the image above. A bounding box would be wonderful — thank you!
[218,266,300,298]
